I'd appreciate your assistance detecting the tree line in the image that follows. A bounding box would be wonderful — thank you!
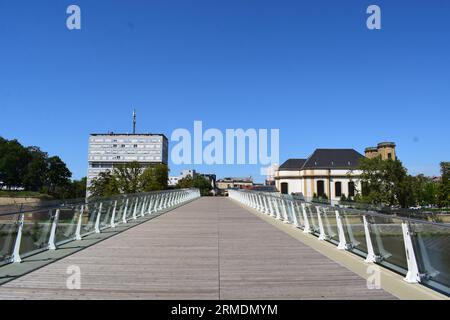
[0,136,86,199]
[88,162,213,197]
[88,162,169,197]
[354,157,449,209]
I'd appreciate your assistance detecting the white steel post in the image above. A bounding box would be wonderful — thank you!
[335,210,348,250]
[402,222,421,283]
[301,203,311,234]
[110,201,117,228]
[132,198,138,220]
[75,205,85,240]
[11,211,25,263]
[262,195,270,214]
[274,197,282,220]
[94,202,103,234]
[122,198,129,224]
[316,206,327,240]
[281,199,290,223]
[48,209,60,250]
[268,196,275,217]
[290,201,300,227]
[363,215,377,263]
[141,196,147,217]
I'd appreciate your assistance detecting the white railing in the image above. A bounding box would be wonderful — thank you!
[0,188,200,265]
[229,189,450,296]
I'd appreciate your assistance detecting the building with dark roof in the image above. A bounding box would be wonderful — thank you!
[275,148,365,203]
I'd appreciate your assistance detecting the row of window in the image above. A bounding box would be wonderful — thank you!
[89,156,161,160]
[91,138,162,143]
[280,180,355,197]
[90,144,161,149]
[90,150,162,155]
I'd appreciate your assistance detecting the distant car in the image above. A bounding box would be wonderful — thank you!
[409,206,421,210]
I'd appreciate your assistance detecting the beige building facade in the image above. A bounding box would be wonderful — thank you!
[275,149,363,203]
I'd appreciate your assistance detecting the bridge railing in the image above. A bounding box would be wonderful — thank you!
[0,188,200,267]
[229,189,450,296]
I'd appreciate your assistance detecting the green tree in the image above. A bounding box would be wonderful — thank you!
[113,161,142,194]
[88,171,120,197]
[54,177,88,200]
[176,175,211,196]
[357,157,414,208]
[0,139,30,189]
[46,156,72,194]
[437,162,450,208]
[22,147,49,191]
[140,164,169,191]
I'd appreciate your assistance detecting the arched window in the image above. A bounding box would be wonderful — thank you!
[348,181,355,197]
[281,182,288,194]
[335,182,342,197]
[317,180,325,197]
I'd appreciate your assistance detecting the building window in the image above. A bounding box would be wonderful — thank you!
[388,153,392,159]
[281,182,288,194]
[335,182,342,197]
[317,180,325,197]
[348,181,355,197]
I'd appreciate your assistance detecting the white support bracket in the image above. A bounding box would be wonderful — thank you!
[11,212,25,263]
[48,209,60,250]
[316,206,327,240]
[110,201,117,228]
[132,198,138,220]
[290,201,300,228]
[122,199,129,224]
[75,205,85,240]
[335,210,348,250]
[402,222,421,283]
[363,215,377,263]
[94,202,103,234]
[301,203,311,234]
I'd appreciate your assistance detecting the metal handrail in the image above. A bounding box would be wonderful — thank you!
[251,190,450,228]
[0,189,195,217]
[0,188,201,266]
[229,189,450,296]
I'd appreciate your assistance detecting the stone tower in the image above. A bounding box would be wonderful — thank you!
[365,142,396,160]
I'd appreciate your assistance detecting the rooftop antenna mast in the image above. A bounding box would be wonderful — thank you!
[132,108,136,134]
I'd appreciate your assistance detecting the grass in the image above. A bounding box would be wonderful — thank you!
[0,190,53,200]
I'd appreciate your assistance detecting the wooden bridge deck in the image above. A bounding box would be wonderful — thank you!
[0,198,394,299]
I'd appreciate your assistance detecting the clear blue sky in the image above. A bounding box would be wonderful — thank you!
[1,0,449,182]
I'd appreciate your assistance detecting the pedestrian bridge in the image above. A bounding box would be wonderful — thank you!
[0,189,448,299]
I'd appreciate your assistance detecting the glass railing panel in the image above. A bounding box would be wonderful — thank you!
[99,201,112,229]
[306,204,320,235]
[55,206,78,244]
[20,209,53,258]
[321,207,339,244]
[293,201,305,227]
[410,222,450,295]
[271,197,282,218]
[367,215,407,274]
[341,210,368,257]
[0,213,19,266]
[80,203,96,235]
[115,199,125,224]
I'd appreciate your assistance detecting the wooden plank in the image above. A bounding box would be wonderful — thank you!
[0,198,394,300]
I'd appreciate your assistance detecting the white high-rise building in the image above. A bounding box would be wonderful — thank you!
[87,133,168,191]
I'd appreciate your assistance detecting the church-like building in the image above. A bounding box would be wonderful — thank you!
[274,142,396,203]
